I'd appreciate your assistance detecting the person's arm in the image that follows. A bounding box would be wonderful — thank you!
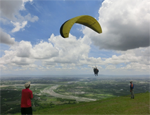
[30,91,33,99]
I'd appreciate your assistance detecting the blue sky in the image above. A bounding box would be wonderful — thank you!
[1,0,102,43]
[0,0,149,76]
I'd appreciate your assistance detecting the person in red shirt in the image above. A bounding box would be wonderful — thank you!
[21,82,33,115]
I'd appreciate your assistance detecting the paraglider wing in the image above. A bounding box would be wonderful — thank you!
[60,15,102,38]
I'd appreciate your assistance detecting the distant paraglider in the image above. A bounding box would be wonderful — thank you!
[93,67,99,76]
[60,15,102,38]
[60,15,102,76]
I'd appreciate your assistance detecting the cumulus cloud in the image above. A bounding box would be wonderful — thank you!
[103,46,150,72]
[0,33,149,75]
[15,41,32,57]
[0,0,22,20]
[0,0,38,32]
[0,0,32,20]
[83,0,150,51]
[46,34,90,64]
[0,41,33,68]
[31,40,59,59]
[0,34,91,69]
[0,29,16,45]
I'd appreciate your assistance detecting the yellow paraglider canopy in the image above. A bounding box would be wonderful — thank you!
[60,15,102,38]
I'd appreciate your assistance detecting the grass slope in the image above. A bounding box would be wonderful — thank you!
[34,92,149,115]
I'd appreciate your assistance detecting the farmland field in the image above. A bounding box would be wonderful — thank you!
[0,75,149,114]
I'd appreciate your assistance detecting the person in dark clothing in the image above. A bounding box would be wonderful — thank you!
[21,82,33,115]
[130,81,134,99]
[93,67,99,76]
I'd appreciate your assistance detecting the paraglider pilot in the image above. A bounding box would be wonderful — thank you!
[93,67,99,76]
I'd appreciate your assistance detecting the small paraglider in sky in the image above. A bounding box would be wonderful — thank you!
[93,67,99,76]
[60,15,102,38]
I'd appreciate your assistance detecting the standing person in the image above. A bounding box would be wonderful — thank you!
[130,81,134,99]
[21,82,33,115]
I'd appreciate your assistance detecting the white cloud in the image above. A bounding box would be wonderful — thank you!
[0,64,7,70]
[46,34,91,64]
[105,65,116,70]
[11,21,28,33]
[0,0,23,20]
[0,29,16,45]
[0,0,38,32]
[83,0,150,51]
[31,40,59,59]
[15,41,32,57]
[22,0,33,2]
[0,33,149,75]
[0,18,9,24]
[24,13,39,22]
[0,0,33,20]
[0,34,91,73]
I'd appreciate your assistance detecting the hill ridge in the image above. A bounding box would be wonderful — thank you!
[32,92,149,114]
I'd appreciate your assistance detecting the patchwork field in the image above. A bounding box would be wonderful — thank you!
[1,75,149,114]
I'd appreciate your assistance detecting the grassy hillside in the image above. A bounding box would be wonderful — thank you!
[32,92,149,114]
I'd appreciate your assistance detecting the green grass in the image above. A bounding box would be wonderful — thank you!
[14,92,149,115]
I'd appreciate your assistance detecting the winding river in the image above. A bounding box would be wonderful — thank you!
[41,85,96,102]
